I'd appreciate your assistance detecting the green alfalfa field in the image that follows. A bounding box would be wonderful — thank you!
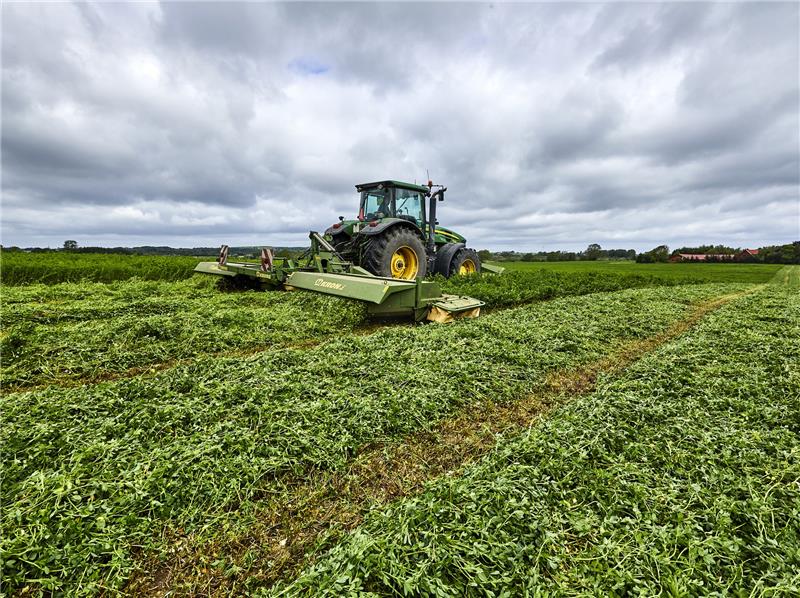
[1,256,797,596]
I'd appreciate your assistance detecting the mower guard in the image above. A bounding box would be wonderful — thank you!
[481,263,505,275]
[193,261,237,277]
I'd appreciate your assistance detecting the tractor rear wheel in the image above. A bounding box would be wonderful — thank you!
[449,248,481,277]
[362,227,428,280]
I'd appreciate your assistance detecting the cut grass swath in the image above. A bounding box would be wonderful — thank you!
[1,277,368,389]
[3,269,704,389]
[0,284,741,594]
[133,287,755,595]
[276,282,799,596]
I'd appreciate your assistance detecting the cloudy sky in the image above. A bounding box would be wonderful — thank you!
[2,2,798,251]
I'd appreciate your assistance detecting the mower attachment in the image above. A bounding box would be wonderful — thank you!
[193,232,486,322]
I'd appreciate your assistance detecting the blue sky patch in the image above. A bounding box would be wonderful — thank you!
[289,57,330,76]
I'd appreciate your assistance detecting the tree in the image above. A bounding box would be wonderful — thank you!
[477,249,492,262]
[760,241,800,264]
[636,244,670,263]
[63,240,78,251]
[650,245,669,262]
[585,243,602,260]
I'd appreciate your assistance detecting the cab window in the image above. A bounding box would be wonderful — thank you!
[395,189,423,224]
[362,190,390,219]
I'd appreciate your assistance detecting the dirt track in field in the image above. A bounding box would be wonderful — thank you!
[127,287,757,597]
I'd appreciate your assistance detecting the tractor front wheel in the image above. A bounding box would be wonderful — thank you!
[449,248,481,277]
[362,227,428,280]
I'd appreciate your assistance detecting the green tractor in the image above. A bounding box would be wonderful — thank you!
[194,179,502,322]
[323,180,488,280]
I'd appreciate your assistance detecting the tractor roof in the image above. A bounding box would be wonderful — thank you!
[356,180,430,193]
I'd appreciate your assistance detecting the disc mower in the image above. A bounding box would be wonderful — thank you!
[194,179,502,322]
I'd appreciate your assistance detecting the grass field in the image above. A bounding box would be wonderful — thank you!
[0,252,204,285]
[0,251,782,286]
[281,281,799,596]
[1,255,796,596]
[496,259,783,283]
[1,267,723,389]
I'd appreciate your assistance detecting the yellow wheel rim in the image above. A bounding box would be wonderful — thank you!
[459,259,477,275]
[390,246,419,279]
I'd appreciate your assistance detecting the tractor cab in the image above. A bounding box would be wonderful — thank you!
[357,181,429,227]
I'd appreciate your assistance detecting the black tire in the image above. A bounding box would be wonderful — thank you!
[331,232,351,253]
[448,247,481,277]
[361,227,428,280]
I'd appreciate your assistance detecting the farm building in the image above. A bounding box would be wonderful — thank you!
[669,253,735,262]
[736,248,760,262]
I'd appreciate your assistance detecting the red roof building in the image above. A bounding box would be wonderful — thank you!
[736,248,760,262]
[669,253,735,262]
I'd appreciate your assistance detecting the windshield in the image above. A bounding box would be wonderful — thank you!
[361,190,390,220]
[395,189,423,224]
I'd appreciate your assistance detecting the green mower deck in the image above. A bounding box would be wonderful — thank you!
[194,233,486,322]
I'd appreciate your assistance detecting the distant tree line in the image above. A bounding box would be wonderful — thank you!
[758,242,800,264]
[483,244,637,263]
[2,241,797,264]
[635,245,671,263]
[670,244,737,255]
[0,243,304,259]
[634,242,800,264]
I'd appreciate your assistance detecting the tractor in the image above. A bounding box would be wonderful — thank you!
[194,179,501,322]
[323,180,488,280]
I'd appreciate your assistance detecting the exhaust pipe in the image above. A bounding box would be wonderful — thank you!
[427,187,446,270]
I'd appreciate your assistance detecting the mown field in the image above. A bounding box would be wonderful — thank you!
[281,274,799,596]
[1,256,796,596]
[2,266,737,390]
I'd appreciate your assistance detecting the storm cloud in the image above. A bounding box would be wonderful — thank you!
[2,2,798,250]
